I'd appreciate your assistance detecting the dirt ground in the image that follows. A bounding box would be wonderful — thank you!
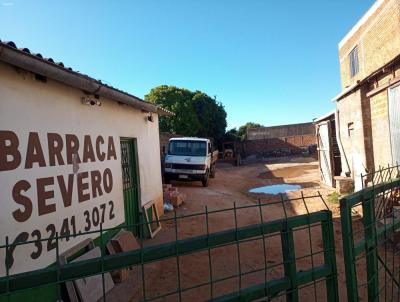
[112,156,357,302]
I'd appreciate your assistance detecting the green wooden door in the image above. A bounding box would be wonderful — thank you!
[120,139,140,235]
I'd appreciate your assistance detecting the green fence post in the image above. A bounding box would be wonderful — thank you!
[5,237,10,302]
[205,206,214,300]
[340,196,359,302]
[363,192,379,302]
[321,211,339,302]
[281,226,298,302]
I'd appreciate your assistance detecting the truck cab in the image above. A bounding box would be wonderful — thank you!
[163,137,217,187]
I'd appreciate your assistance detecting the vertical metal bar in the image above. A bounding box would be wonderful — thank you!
[321,210,339,302]
[340,197,359,302]
[391,189,395,301]
[233,202,242,293]
[393,203,400,302]
[281,227,298,302]
[257,199,268,297]
[363,192,379,302]
[174,210,182,301]
[361,173,364,189]
[280,194,298,302]
[5,236,10,302]
[140,217,147,301]
[205,206,214,299]
[396,164,400,301]
[100,223,106,301]
[55,232,61,301]
[300,192,317,301]
[384,194,387,302]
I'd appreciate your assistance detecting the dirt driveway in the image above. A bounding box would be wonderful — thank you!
[125,157,352,302]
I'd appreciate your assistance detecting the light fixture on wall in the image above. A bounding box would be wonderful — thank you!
[147,112,154,122]
[141,110,154,123]
[81,96,102,106]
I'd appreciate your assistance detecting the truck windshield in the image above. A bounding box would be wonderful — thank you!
[168,140,207,156]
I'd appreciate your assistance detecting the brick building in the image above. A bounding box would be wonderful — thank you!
[333,0,400,190]
[244,122,316,157]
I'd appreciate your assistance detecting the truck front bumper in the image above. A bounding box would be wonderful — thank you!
[164,171,207,181]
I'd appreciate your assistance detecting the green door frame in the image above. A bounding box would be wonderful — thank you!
[120,138,141,236]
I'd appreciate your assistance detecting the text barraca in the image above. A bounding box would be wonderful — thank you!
[0,131,118,223]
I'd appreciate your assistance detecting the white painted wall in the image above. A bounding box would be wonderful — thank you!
[0,61,163,275]
[336,90,367,191]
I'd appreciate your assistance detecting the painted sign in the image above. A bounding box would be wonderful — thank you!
[0,131,125,276]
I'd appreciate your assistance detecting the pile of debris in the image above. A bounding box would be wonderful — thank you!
[163,184,186,210]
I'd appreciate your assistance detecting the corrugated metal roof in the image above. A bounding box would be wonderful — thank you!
[0,39,173,116]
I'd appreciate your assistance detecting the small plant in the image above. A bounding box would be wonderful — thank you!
[328,192,340,204]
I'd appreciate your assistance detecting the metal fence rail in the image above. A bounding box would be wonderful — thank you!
[361,164,400,188]
[0,194,338,302]
[341,173,400,302]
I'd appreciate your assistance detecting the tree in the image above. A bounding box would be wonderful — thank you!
[145,85,227,144]
[145,85,200,137]
[237,122,263,141]
[192,92,227,145]
[224,128,240,142]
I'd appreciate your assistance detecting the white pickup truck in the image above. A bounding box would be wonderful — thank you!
[163,137,218,187]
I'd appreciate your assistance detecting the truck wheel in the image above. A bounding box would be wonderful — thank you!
[235,154,242,166]
[202,172,209,187]
[210,165,216,178]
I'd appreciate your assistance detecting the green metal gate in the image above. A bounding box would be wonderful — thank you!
[341,168,400,301]
[120,139,140,235]
[0,195,339,301]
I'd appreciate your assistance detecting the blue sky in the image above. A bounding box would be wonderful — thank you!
[0,0,375,129]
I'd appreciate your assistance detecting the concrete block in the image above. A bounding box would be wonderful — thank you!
[164,187,179,202]
[162,184,172,191]
[167,187,178,193]
[107,230,140,283]
[170,192,186,208]
[334,176,355,194]
[111,230,140,252]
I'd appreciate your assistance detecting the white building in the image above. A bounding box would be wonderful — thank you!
[0,40,171,276]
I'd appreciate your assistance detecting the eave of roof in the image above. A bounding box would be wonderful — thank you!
[314,110,335,123]
[0,40,173,116]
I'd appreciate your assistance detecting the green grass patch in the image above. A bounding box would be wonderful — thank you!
[327,192,340,204]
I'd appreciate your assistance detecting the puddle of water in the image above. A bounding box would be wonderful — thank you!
[249,184,302,194]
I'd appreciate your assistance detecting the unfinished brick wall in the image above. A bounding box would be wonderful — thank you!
[243,134,316,157]
[339,0,400,89]
[247,122,314,141]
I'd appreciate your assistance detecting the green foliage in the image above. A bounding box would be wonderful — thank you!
[327,192,340,204]
[145,85,200,137]
[224,128,240,142]
[237,122,263,141]
[192,92,227,144]
[145,85,227,144]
